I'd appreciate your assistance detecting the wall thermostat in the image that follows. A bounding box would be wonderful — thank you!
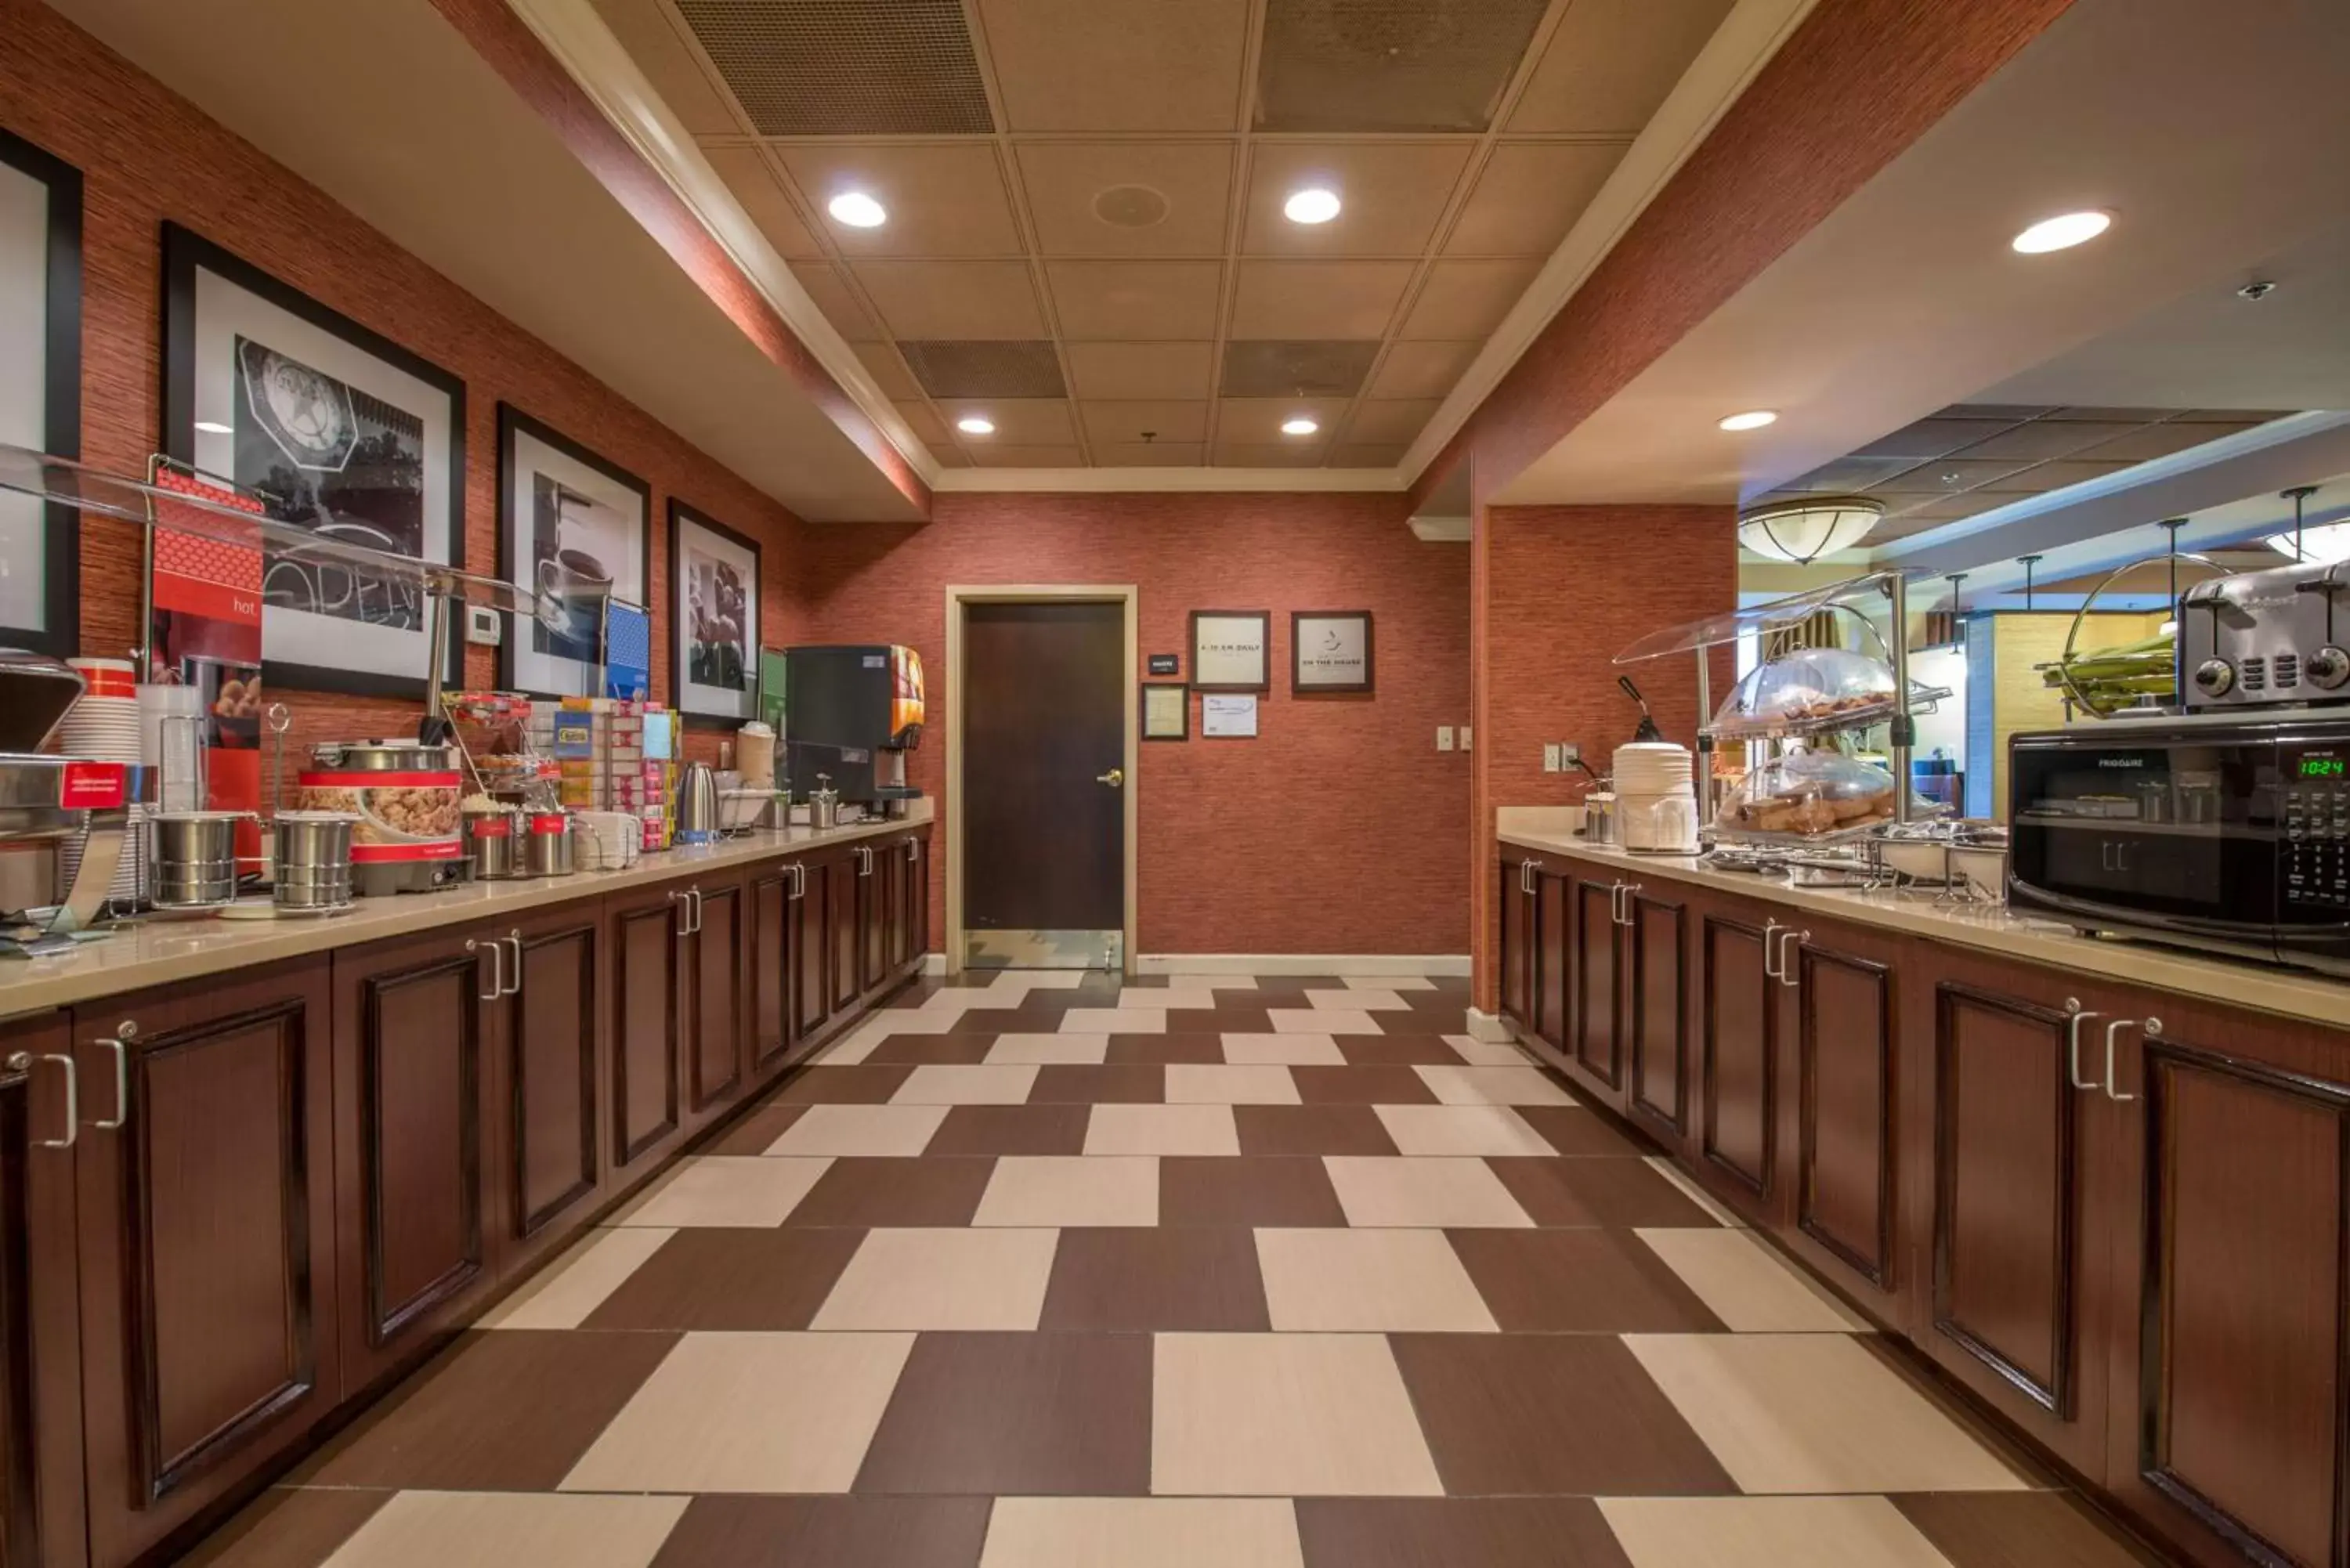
[464,605,503,647]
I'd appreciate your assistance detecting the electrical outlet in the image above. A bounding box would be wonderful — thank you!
[1435,726,1455,752]
[1542,742,1561,772]
[1560,742,1581,767]
[1460,727,1473,752]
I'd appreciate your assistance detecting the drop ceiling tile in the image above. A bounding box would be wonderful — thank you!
[898,340,1067,399]
[1230,261,1415,339]
[978,0,1251,131]
[1947,420,2139,462]
[1891,494,2009,524]
[789,262,887,342]
[1220,340,1380,399]
[1095,442,1205,467]
[856,344,924,400]
[1979,458,2138,493]
[1212,442,1331,468]
[1017,143,1236,258]
[1082,400,1210,445]
[1365,340,1481,399]
[591,0,743,136]
[2178,408,2292,423]
[1774,457,1920,492]
[2042,406,2180,422]
[774,143,1022,257]
[969,443,1086,468]
[1941,404,2057,421]
[892,399,953,445]
[1332,443,1409,467]
[933,399,1077,444]
[1849,418,2017,461]
[1397,258,1542,340]
[1444,143,1626,256]
[2072,422,2247,462]
[1871,458,2035,497]
[1256,0,1548,133]
[1509,0,1737,133]
[1046,260,1224,340]
[1217,397,1352,445]
[675,0,992,135]
[852,261,1046,339]
[1064,341,1216,399]
[1239,143,1473,257]
[702,146,825,258]
[1346,399,1441,445]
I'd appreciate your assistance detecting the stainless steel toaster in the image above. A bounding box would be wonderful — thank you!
[2178,559,2350,709]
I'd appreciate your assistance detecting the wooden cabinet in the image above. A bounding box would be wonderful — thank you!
[797,855,840,1042]
[1779,920,1902,1322]
[887,836,927,974]
[1697,905,1781,1220]
[682,874,747,1135]
[827,848,861,1012]
[605,883,685,1184]
[1569,876,1622,1097]
[747,863,797,1076]
[0,1017,87,1568]
[1498,858,1535,1027]
[1623,888,1690,1146]
[498,905,603,1271]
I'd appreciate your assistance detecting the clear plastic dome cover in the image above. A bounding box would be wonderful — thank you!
[1716,745,1904,839]
[1711,647,1900,739]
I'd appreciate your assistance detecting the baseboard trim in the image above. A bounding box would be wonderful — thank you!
[1463,1006,1517,1043]
[922,952,948,975]
[1138,954,1470,977]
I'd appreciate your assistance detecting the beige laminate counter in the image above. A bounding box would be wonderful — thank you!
[0,803,931,1021]
[1499,822,2350,1031]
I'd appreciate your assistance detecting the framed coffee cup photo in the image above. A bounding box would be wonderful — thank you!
[496,403,651,698]
[1292,610,1373,695]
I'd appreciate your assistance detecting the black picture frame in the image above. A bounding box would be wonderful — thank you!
[0,128,81,656]
[1141,681,1188,741]
[668,497,762,728]
[161,222,467,699]
[1292,609,1375,695]
[495,403,652,698]
[1188,608,1271,692]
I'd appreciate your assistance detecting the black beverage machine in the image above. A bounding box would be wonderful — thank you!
[781,644,926,811]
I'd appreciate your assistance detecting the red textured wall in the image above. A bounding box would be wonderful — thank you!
[0,0,807,782]
[791,493,1473,956]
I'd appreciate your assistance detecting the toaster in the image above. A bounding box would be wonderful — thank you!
[2178,559,2350,709]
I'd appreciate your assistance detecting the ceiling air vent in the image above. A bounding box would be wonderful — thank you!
[674,0,995,135]
[1255,0,1547,132]
[1220,341,1380,399]
[898,341,1068,400]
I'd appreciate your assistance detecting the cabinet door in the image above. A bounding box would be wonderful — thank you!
[1498,860,1532,1025]
[684,878,747,1130]
[607,887,684,1180]
[829,852,861,1011]
[329,931,494,1393]
[2102,1003,2350,1568]
[1,1020,88,1568]
[1532,866,1572,1058]
[502,906,602,1268]
[900,836,929,970]
[1698,909,1779,1219]
[1625,890,1689,1144]
[747,865,795,1078]
[796,858,835,1041]
[1784,929,1900,1317]
[71,963,338,1568]
[859,847,888,994]
[1569,877,1622,1095]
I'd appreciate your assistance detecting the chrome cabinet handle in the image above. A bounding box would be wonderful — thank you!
[689,887,704,934]
[1776,929,1807,987]
[466,937,501,1002]
[907,839,920,864]
[504,932,523,996]
[1607,882,1623,924]
[1618,883,1643,927]
[859,847,874,877]
[2103,1017,2158,1103]
[1761,919,1783,979]
[668,890,688,936]
[795,863,808,899]
[786,862,804,901]
[9,1052,78,1148]
[2064,1000,2104,1091]
[93,1028,131,1129]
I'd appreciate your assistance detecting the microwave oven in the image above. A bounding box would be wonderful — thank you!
[2007,712,2350,974]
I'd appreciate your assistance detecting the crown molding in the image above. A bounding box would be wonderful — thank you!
[935,465,1407,493]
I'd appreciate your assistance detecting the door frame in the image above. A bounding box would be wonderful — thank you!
[944,583,1139,976]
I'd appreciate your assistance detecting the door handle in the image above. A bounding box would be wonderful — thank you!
[9,1052,76,1149]
[504,931,523,996]
[2103,1017,2158,1103]
[93,1027,132,1129]
[467,936,502,1002]
[2065,1000,2104,1091]
[1761,919,1783,979]
[1775,928,1807,987]
[1096,768,1124,788]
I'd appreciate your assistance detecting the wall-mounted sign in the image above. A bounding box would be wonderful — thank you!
[1202,692,1258,739]
[1292,609,1374,695]
[1141,681,1188,741]
[1148,652,1180,677]
[1190,609,1269,692]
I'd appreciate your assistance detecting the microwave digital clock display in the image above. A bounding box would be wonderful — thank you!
[2298,757,2346,779]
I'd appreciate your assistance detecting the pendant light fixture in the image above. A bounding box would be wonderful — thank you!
[2265,486,2350,564]
[2019,554,2042,609]
[1737,495,1885,563]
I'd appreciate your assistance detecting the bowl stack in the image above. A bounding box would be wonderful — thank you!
[1613,741,1699,854]
[56,663,147,907]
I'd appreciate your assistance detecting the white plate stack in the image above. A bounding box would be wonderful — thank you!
[55,687,147,907]
[575,811,642,872]
[1613,741,1699,854]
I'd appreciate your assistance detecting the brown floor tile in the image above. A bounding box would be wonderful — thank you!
[182,1487,393,1568]
[924,1103,1090,1155]
[1029,1064,1166,1103]
[1513,1104,1647,1158]
[1388,1333,1735,1497]
[776,1064,916,1104]
[1106,1031,1227,1064]
[1159,1156,1348,1227]
[301,1330,678,1490]
[866,1035,997,1064]
[581,1228,865,1331]
[1164,1006,1273,1034]
[1289,1065,1440,1104]
[649,1495,991,1568]
[855,1331,1154,1495]
[1232,1104,1401,1156]
[702,1099,810,1156]
[943,1007,1036,1035]
[783,1157,996,1227]
[1447,1229,1726,1332]
[1336,1036,1468,1067]
[1296,1498,1634,1568]
[1890,1493,2166,1568]
[1253,976,1351,996]
[1040,1227,1271,1331]
[1485,1156,1721,1227]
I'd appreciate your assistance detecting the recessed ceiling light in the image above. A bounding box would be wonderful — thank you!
[1283,187,1341,225]
[828,191,887,229]
[2011,210,2110,254]
[193,421,233,435]
[956,415,995,436]
[1718,410,1777,432]
[1281,417,1320,436]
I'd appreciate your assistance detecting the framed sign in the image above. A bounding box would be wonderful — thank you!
[1292,609,1373,695]
[670,498,760,724]
[497,404,651,698]
[163,223,465,698]
[0,128,79,656]
[1148,652,1180,677]
[1201,693,1258,739]
[1141,681,1188,741]
[1189,609,1269,692]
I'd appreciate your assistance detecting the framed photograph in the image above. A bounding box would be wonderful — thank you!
[1292,610,1374,695]
[0,128,80,656]
[1141,682,1188,741]
[670,499,760,724]
[1201,692,1258,739]
[162,223,465,698]
[496,405,650,697]
[1190,609,1270,692]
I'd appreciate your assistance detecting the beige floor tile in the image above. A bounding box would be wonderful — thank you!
[1256,1228,1498,1331]
[891,1064,1041,1104]
[1064,1007,1166,1033]
[1644,1156,1747,1227]
[975,1155,1161,1224]
[1152,1333,1443,1497]
[1222,1032,1347,1066]
[1166,1064,1301,1105]
[1599,1495,1959,1567]
[1345,975,1436,992]
[1267,1008,1382,1035]
[766,1104,951,1157]
[1307,988,1412,1011]
[987,1032,1111,1065]
[913,990,974,1014]
[1372,1104,1553,1157]
[615,1157,830,1227]
[1413,1064,1574,1106]
[1443,1032,1531,1067]
[1636,1228,1872,1333]
[1112,988,1223,1010]
[810,1229,1059,1330]
[324,1491,688,1568]
[1159,972,1257,989]
[1083,1105,1241,1156]
[562,1331,913,1493]
[1623,1333,2030,1494]
[1323,1157,1535,1228]
[477,1227,672,1330]
[981,1498,1303,1568]
[1000,970,1085,991]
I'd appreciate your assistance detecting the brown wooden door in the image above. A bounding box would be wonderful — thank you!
[963,601,1124,939]
[1699,907,1780,1221]
[795,857,834,1041]
[606,884,685,1182]
[329,930,494,1394]
[1782,924,1900,1321]
[501,904,602,1266]
[1531,865,1572,1057]
[1625,889,1689,1146]
[2102,999,2350,1568]
[1569,877,1623,1097]
[747,864,795,1078]
[0,1019,89,1568]
[70,962,338,1568]
[828,849,860,1011]
[1498,859,1533,1025]
[684,876,747,1131]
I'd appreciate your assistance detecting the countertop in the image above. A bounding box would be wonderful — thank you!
[1498,819,2349,1031]
[0,804,931,1020]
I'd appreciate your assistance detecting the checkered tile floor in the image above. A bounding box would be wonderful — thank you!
[191,971,2157,1568]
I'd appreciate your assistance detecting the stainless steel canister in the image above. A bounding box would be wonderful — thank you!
[464,806,523,881]
[146,810,247,909]
[525,812,576,877]
[272,811,357,912]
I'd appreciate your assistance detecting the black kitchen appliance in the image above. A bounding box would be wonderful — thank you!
[2008,711,2350,974]
[781,644,925,810]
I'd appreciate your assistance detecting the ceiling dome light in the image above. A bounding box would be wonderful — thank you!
[1737,495,1885,564]
[2267,522,2350,565]
[1718,410,1777,432]
[2011,210,2111,254]
[193,421,233,435]
[1280,417,1320,436]
[1283,187,1341,225]
[827,191,888,229]
[955,415,996,436]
